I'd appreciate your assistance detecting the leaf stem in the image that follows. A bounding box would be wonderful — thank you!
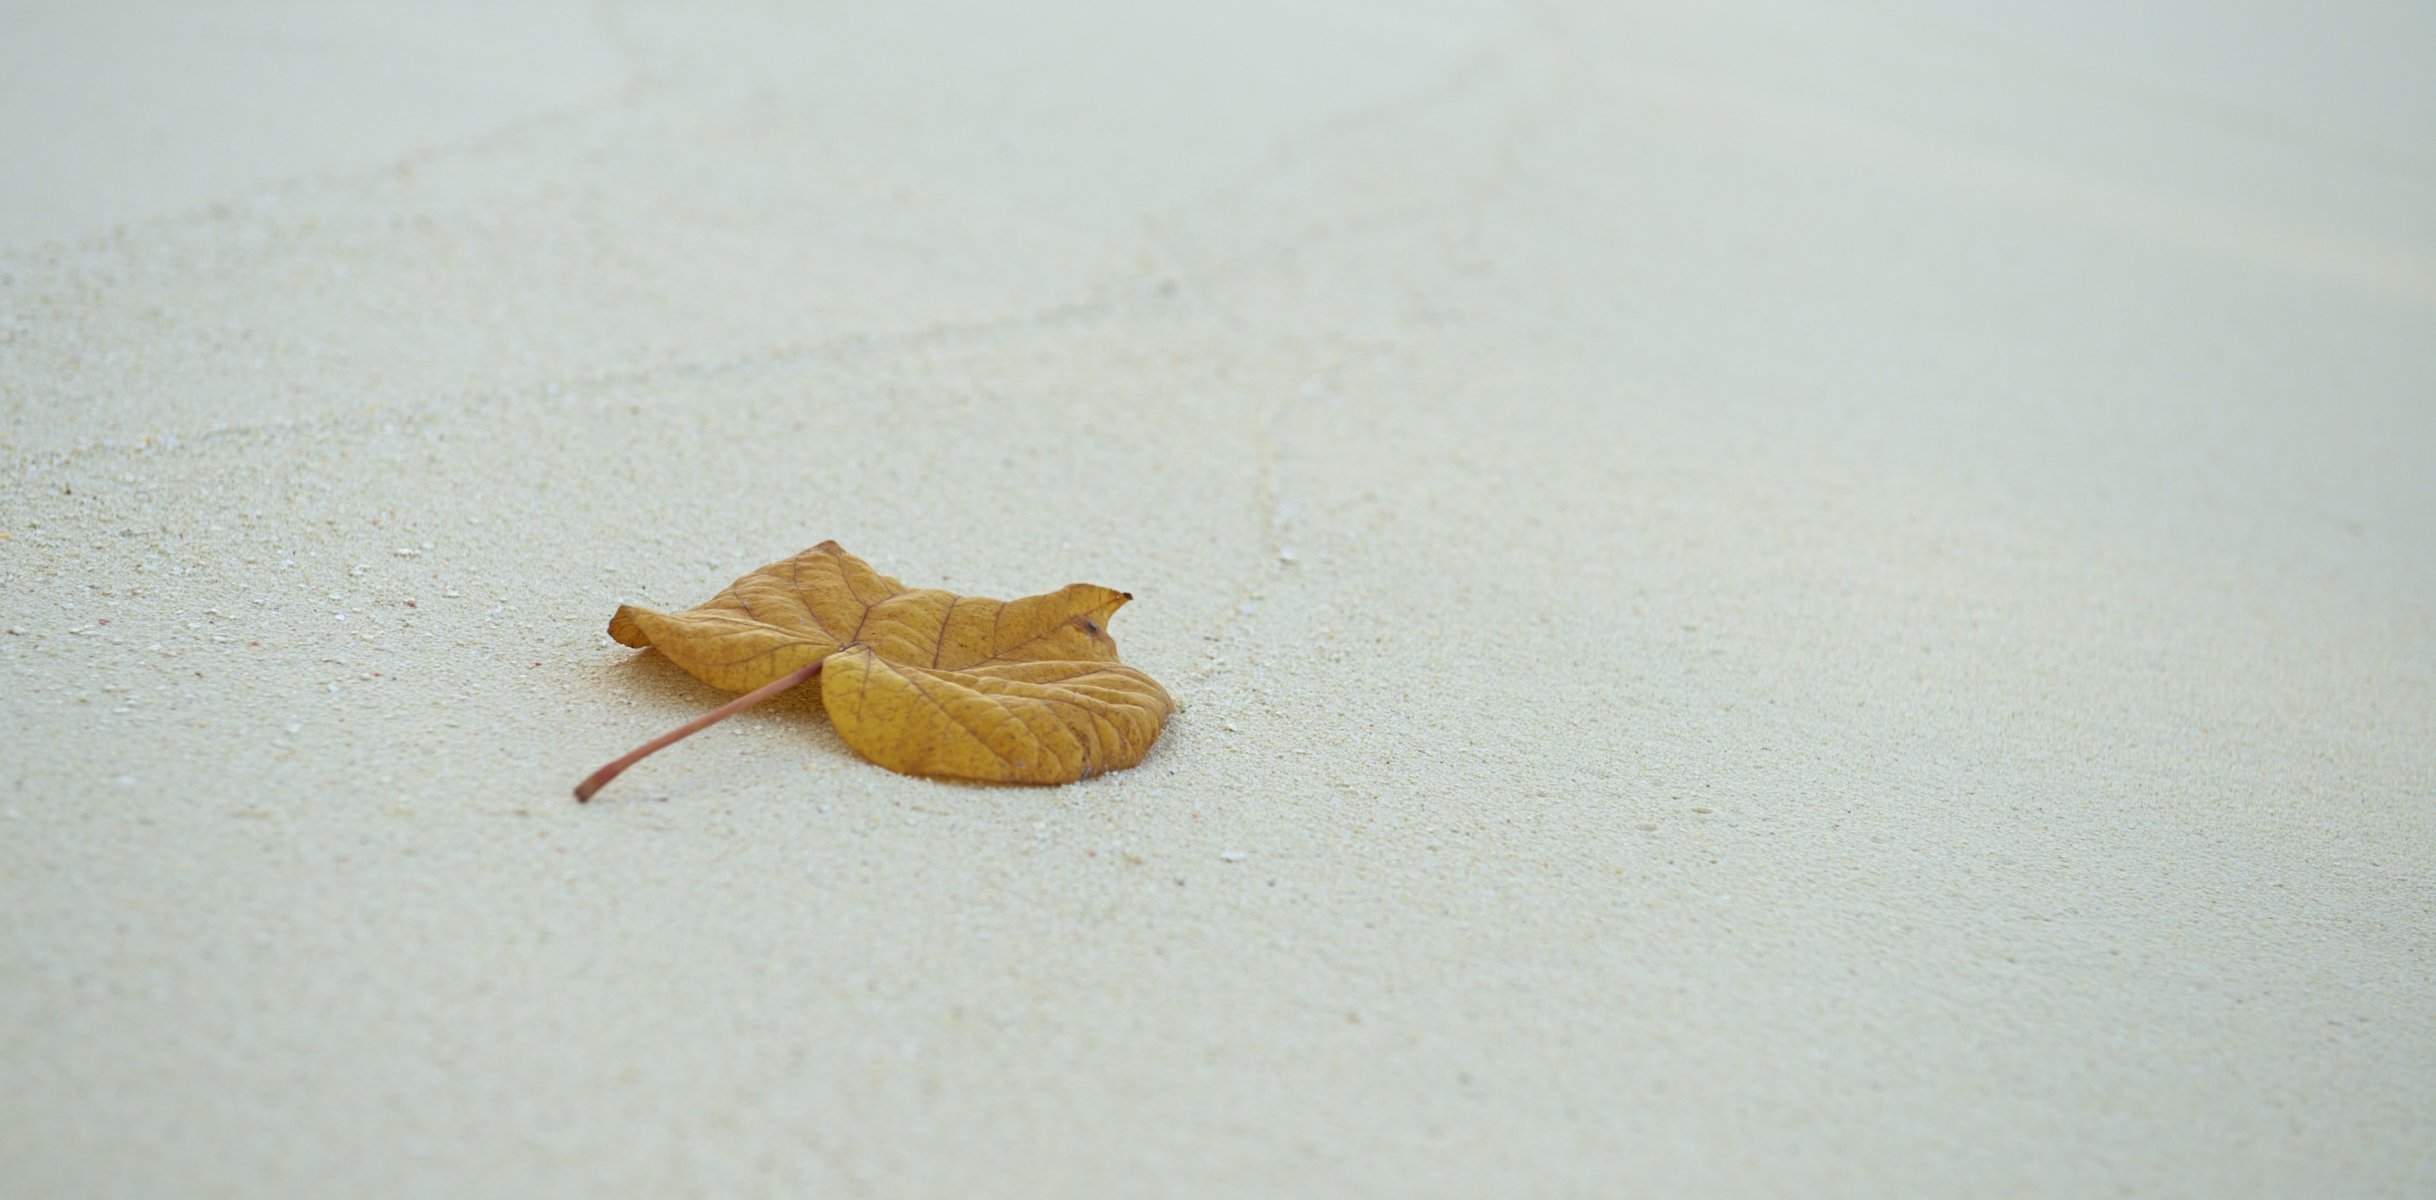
[574,659,825,802]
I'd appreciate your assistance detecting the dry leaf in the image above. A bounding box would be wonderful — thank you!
[577,542,1172,798]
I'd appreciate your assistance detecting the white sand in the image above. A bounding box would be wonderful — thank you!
[5,1,2433,1194]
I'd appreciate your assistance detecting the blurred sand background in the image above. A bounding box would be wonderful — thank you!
[4,0,2433,1195]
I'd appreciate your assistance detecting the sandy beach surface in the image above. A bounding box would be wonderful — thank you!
[5,1,2433,1195]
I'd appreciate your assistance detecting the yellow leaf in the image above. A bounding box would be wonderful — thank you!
[582,542,1171,795]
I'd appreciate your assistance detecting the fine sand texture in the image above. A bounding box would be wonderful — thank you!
[5,1,2433,1195]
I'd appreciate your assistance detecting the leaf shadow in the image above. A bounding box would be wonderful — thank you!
[591,653,850,794]
[604,652,825,720]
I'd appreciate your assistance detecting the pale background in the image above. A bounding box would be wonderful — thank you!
[3,1,2432,1195]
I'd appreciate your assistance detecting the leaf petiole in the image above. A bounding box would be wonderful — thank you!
[574,659,825,802]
